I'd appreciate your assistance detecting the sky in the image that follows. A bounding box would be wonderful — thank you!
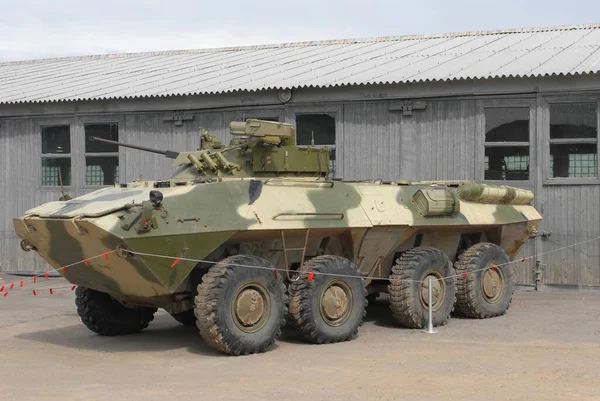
[0,0,598,62]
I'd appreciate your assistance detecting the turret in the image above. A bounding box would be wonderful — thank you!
[90,119,331,181]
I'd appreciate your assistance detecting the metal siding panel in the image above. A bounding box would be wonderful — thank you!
[411,100,476,181]
[540,185,600,286]
[341,101,401,181]
[307,38,456,86]
[121,111,242,184]
[368,37,484,83]
[123,114,182,182]
[3,25,600,104]
[399,110,417,180]
[274,42,410,89]
[513,240,535,286]
[0,119,43,272]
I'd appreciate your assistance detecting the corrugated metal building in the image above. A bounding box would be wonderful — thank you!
[1,23,599,288]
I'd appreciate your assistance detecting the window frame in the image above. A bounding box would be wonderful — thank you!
[36,118,74,190]
[542,96,600,186]
[79,115,125,189]
[476,99,536,188]
[289,107,341,178]
[238,109,283,123]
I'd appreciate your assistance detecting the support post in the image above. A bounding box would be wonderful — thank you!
[533,260,544,291]
[422,277,438,334]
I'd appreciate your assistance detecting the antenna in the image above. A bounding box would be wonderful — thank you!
[311,130,315,146]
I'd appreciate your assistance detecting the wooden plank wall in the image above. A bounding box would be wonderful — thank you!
[541,186,600,286]
[1,98,598,287]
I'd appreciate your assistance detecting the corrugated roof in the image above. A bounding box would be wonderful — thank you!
[1,23,600,104]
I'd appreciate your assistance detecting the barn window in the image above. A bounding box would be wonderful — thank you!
[549,103,598,178]
[295,114,336,176]
[41,125,71,186]
[84,123,120,186]
[483,107,530,181]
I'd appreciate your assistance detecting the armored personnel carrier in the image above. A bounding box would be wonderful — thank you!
[14,119,542,356]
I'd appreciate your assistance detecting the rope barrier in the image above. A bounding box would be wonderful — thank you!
[1,237,599,298]
[0,250,116,298]
[126,235,600,284]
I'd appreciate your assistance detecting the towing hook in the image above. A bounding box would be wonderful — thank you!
[20,239,36,252]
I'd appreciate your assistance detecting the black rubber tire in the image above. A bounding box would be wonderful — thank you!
[194,255,287,356]
[171,310,196,326]
[388,247,456,329]
[75,287,157,336]
[454,242,513,318]
[366,292,379,306]
[288,255,367,344]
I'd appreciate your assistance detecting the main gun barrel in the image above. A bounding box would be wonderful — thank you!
[88,136,179,159]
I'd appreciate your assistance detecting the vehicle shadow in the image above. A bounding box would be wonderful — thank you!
[364,297,409,330]
[15,312,225,357]
[277,296,406,347]
[15,298,406,355]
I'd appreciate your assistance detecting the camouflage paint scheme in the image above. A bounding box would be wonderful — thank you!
[14,120,542,314]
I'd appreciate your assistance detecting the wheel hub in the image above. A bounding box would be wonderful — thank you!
[419,273,445,311]
[482,268,504,303]
[233,284,270,333]
[320,281,353,326]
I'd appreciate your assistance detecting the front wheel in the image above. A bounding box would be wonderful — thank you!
[75,287,157,336]
[194,255,287,356]
[288,255,367,344]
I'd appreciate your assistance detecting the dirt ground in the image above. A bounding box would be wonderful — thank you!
[1,275,599,401]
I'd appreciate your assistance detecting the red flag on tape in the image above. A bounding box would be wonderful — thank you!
[71,285,76,291]
[9,283,14,290]
[19,280,23,287]
[522,258,526,263]
[491,265,496,271]
[45,272,49,280]
[84,259,89,266]
[171,257,180,268]
[49,288,53,295]
[3,292,7,298]
[62,266,67,273]
[33,276,37,283]
[32,290,37,296]
[0,285,4,292]
[307,272,315,282]
[274,269,278,279]
[104,253,109,261]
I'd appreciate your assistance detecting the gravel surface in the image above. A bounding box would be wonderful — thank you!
[1,275,599,401]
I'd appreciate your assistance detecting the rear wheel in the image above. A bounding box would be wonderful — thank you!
[194,255,287,356]
[75,287,157,336]
[388,247,456,329]
[454,242,513,318]
[288,255,367,344]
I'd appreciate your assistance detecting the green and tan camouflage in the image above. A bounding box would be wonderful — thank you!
[13,119,543,355]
